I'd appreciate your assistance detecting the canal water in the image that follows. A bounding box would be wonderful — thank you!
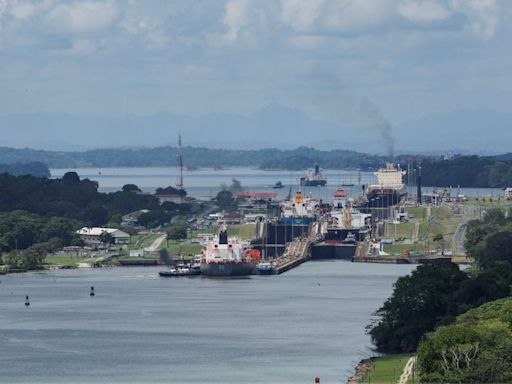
[0,262,415,383]
[51,166,503,201]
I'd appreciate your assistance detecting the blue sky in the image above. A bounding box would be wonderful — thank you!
[0,0,511,125]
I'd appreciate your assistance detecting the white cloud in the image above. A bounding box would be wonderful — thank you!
[450,0,498,40]
[7,0,55,20]
[43,0,119,34]
[281,0,325,32]
[70,38,97,55]
[398,1,451,23]
[207,0,252,47]
[280,0,395,33]
[222,0,250,42]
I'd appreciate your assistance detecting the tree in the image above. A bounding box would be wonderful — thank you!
[137,210,173,229]
[62,171,80,183]
[166,221,188,243]
[122,184,141,193]
[483,207,506,226]
[433,233,446,255]
[215,190,237,211]
[161,201,178,211]
[418,300,512,383]
[99,231,113,247]
[83,203,109,226]
[473,231,512,269]
[369,263,468,353]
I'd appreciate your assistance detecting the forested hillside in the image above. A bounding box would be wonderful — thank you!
[0,161,50,177]
[420,156,512,187]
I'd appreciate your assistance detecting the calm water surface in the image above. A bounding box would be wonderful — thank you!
[51,166,502,200]
[0,262,415,383]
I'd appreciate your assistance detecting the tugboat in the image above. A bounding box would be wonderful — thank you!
[200,226,259,277]
[256,261,274,275]
[300,164,327,187]
[159,263,201,277]
[273,181,284,189]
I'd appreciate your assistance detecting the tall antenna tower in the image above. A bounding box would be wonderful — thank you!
[176,134,184,192]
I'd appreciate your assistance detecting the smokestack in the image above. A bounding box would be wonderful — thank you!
[417,166,422,204]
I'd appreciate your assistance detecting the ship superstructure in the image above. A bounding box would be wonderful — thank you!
[200,227,257,276]
[312,190,371,259]
[300,164,327,187]
[360,163,407,209]
[279,191,319,225]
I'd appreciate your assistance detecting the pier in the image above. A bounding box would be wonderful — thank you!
[272,237,316,274]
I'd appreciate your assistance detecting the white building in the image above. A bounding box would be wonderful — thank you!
[76,227,130,245]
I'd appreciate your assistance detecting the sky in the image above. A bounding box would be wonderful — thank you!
[0,0,511,126]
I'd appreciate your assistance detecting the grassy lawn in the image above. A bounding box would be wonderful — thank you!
[142,233,162,248]
[465,196,512,207]
[363,354,414,384]
[129,234,142,247]
[405,207,427,219]
[163,241,203,258]
[44,255,84,266]
[383,243,418,256]
[385,222,415,239]
[226,224,256,240]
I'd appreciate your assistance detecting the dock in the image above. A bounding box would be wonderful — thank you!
[272,237,316,274]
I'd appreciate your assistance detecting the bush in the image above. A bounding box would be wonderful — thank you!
[418,298,512,383]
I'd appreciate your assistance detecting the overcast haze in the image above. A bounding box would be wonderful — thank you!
[1,0,511,152]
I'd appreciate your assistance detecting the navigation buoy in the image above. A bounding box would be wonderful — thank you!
[25,295,30,307]
[90,286,95,297]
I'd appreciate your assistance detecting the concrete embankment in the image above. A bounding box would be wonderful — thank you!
[353,256,411,264]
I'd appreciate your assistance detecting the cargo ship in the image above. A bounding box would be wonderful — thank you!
[367,163,406,206]
[251,191,318,258]
[300,164,327,187]
[200,227,259,277]
[356,163,406,210]
[312,190,372,260]
[279,191,319,225]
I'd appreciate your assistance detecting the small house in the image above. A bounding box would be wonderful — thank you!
[76,227,130,245]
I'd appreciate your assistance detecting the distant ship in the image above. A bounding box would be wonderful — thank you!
[273,181,284,189]
[300,164,327,187]
[200,227,259,277]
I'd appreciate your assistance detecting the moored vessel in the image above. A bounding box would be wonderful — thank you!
[256,261,274,275]
[200,227,259,277]
[312,190,372,260]
[362,163,406,208]
[279,191,319,225]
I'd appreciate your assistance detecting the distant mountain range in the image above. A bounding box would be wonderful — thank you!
[0,105,510,153]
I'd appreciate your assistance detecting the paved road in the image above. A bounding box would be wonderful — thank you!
[399,357,417,384]
[453,222,468,256]
[144,233,167,252]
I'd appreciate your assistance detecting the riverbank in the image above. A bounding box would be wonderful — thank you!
[348,354,414,384]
